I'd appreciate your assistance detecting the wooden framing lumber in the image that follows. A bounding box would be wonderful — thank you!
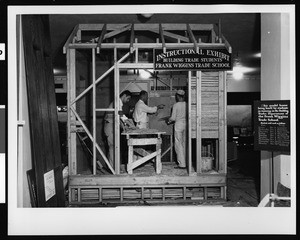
[129,151,159,170]
[218,19,222,43]
[67,42,227,50]
[187,24,199,53]
[70,106,115,174]
[67,49,77,175]
[71,51,132,105]
[114,46,120,174]
[104,24,131,39]
[65,22,229,205]
[196,71,202,173]
[188,71,192,175]
[92,48,96,174]
[77,23,214,32]
[148,28,189,43]
[130,24,134,53]
[96,23,107,54]
[63,24,79,54]
[129,138,161,146]
[159,24,166,53]
[218,71,226,173]
[69,173,227,186]
[221,34,232,53]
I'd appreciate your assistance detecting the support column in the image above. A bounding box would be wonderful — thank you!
[67,49,77,175]
[196,71,202,173]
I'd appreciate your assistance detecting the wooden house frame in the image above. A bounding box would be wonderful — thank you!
[63,23,230,205]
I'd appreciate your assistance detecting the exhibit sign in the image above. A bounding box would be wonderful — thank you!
[154,48,232,71]
[253,100,290,153]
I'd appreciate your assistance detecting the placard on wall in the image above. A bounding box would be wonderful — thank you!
[253,100,290,153]
[154,48,232,71]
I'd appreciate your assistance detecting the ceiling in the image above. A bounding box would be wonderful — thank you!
[49,13,261,76]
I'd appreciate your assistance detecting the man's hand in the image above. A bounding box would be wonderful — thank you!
[157,104,165,110]
[124,119,137,129]
[166,118,174,125]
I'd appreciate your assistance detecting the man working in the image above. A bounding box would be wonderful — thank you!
[133,90,164,129]
[104,90,136,168]
[167,90,187,169]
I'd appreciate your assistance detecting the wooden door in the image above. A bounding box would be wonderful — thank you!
[22,15,65,207]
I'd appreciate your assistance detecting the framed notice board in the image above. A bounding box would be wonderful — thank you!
[253,100,290,153]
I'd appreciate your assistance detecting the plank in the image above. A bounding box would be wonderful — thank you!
[133,147,151,157]
[69,174,227,186]
[129,138,160,146]
[129,151,158,170]
[22,15,64,207]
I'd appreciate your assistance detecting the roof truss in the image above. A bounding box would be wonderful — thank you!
[64,23,232,54]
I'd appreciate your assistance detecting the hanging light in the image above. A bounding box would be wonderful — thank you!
[139,69,152,79]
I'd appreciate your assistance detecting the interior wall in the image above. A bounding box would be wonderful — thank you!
[227,76,260,92]
[260,13,291,200]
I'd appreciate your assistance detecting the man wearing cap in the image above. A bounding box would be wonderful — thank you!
[104,90,136,169]
[167,90,187,169]
[133,90,164,129]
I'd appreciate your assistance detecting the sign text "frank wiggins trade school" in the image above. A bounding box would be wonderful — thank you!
[154,48,232,71]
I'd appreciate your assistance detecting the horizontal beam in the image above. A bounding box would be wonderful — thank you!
[118,63,154,69]
[78,23,214,32]
[69,173,227,186]
[67,42,229,53]
[67,42,227,50]
[129,138,161,146]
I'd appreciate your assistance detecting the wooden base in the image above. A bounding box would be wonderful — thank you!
[69,162,226,205]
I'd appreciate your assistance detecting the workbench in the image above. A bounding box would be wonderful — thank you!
[122,129,166,174]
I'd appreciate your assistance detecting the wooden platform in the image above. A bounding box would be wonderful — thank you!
[69,162,226,206]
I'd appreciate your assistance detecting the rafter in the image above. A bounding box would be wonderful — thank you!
[159,24,166,53]
[148,29,189,43]
[63,24,79,54]
[187,24,199,53]
[104,24,131,39]
[96,24,107,54]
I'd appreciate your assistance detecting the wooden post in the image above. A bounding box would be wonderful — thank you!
[170,134,173,162]
[187,71,192,175]
[114,44,120,174]
[223,72,227,176]
[78,187,81,202]
[127,144,133,174]
[99,187,102,202]
[92,48,96,175]
[156,136,162,174]
[135,38,138,63]
[218,71,226,173]
[218,19,222,43]
[204,187,208,200]
[196,71,202,173]
[67,49,77,175]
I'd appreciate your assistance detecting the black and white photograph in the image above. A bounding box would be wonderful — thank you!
[2,2,296,236]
